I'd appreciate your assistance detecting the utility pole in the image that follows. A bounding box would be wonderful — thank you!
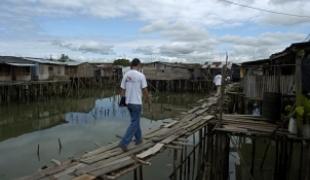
[219,52,228,127]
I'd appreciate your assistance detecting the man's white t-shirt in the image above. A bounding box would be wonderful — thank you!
[213,74,222,86]
[120,69,147,105]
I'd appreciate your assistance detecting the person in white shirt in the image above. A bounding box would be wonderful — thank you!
[119,58,150,152]
[213,74,222,96]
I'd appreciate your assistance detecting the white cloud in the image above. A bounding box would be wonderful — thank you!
[219,32,306,61]
[269,0,308,5]
[52,40,115,55]
[133,46,157,55]
[141,21,211,42]
[0,0,310,62]
[2,0,310,27]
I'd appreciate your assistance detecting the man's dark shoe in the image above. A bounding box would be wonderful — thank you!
[135,140,143,145]
[119,145,128,152]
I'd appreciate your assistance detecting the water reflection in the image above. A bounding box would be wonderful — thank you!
[0,94,99,142]
[0,91,205,180]
[65,97,129,124]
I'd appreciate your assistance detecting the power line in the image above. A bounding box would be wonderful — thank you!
[219,0,310,19]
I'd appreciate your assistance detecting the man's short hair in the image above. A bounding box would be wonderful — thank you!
[131,58,141,67]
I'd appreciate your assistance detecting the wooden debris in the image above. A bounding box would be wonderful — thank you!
[165,144,183,150]
[72,174,96,180]
[51,159,62,166]
[163,120,179,128]
[136,143,164,159]
[187,106,201,113]
[172,142,194,147]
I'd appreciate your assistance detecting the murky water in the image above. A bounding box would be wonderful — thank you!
[0,90,205,180]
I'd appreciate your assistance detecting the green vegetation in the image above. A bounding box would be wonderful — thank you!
[58,54,71,62]
[113,58,130,66]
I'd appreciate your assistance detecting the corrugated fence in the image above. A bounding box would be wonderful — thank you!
[243,75,295,99]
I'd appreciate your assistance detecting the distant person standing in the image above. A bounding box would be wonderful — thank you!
[119,58,150,152]
[213,74,222,96]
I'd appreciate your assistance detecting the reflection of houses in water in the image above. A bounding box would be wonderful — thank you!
[0,107,66,141]
[65,96,129,124]
[0,96,97,141]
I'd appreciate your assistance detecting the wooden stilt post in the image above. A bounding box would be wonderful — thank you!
[192,133,196,180]
[139,165,144,180]
[134,168,138,180]
[250,137,256,176]
[183,145,187,179]
[179,145,184,180]
[173,149,178,180]
[187,155,191,180]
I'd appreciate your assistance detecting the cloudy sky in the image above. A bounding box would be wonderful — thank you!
[0,0,309,63]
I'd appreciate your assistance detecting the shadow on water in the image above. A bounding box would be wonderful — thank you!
[0,89,206,180]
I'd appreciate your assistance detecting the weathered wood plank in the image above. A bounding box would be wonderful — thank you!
[136,143,164,159]
[89,158,136,177]
[76,157,133,176]
[195,108,208,116]
[54,163,86,179]
[82,142,118,159]
[105,163,142,180]
[203,115,215,121]
[81,142,153,164]
[72,174,96,180]
[187,106,201,114]
[163,120,179,128]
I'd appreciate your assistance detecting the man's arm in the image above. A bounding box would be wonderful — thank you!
[120,73,126,96]
[141,75,150,105]
[143,88,150,102]
[120,88,125,97]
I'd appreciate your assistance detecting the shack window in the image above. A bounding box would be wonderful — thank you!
[0,65,11,75]
[40,66,44,74]
[48,66,54,72]
[25,67,30,74]
[21,67,30,75]
[57,67,61,74]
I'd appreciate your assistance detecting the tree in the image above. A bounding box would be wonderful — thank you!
[113,59,130,66]
[58,54,70,62]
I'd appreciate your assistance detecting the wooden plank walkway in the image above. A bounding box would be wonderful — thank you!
[20,96,219,180]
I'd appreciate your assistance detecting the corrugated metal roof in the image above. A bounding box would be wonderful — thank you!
[65,62,86,66]
[23,57,67,65]
[205,61,232,69]
[0,56,87,66]
[0,56,31,64]
[5,62,35,67]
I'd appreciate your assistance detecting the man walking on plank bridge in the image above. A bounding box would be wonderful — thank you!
[119,58,150,152]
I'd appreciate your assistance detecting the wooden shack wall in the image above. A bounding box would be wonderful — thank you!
[143,64,191,80]
[0,64,11,81]
[37,64,49,80]
[243,74,295,99]
[192,68,205,80]
[13,67,31,81]
[99,67,114,78]
[48,65,66,80]
[37,64,67,81]
[65,66,77,78]
[0,65,31,81]
[66,64,95,78]
[76,64,94,78]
